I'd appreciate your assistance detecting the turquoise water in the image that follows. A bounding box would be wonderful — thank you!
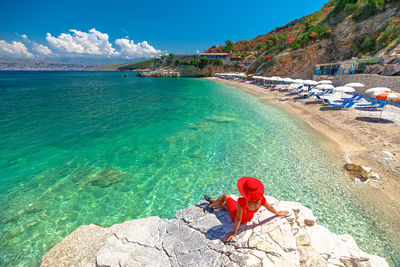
[0,71,399,266]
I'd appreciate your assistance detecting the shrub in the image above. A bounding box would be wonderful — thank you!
[212,59,222,65]
[344,3,358,13]
[198,56,209,69]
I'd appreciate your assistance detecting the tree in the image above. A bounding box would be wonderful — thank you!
[198,56,209,69]
[223,40,234,53]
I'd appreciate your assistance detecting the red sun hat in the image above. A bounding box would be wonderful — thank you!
[237,177,264,201]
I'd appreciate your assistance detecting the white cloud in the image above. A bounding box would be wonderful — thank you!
[32,43,56,57]
[46,28,117,57]
[0,28,163,62]
[0,40,33,58]
[115,38,161,59]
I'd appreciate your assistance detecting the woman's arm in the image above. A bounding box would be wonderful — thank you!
[225,203,243,242]
[263,201,289,216]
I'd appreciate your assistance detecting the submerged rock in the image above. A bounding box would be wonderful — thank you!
[41,196,388,267]
[206,115,237,123]
[80,167,129,189]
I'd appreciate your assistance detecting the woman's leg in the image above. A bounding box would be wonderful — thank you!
[209,193,230,209]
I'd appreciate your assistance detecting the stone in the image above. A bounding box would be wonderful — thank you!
[344,163,372,179]
[370,173,380,179]
[382,151,394,157]
[41,198,389,267]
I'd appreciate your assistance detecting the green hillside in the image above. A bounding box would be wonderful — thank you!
[205,0,400,62]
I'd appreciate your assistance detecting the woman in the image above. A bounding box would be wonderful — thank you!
[204,177,289,242]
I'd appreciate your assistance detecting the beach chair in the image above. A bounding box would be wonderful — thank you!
[329,100,355,109]
[356,98,379,107]
[300,92,315,98]
[358,100,387,110]
[289,89,305,95]
[315,95,329,104]
[342,93,359,100]
[342,95,363,102]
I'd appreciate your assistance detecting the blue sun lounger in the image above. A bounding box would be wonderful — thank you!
[342,95,363,102]
[329,100,355,109]
[357,99,387,109]
[342,93,360,101]
[289,89,305,95]
[356,98,379,107]
[315,95,331,104]
[301,92,315,98]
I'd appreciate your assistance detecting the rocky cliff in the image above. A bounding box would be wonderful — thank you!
[253,3,400,79]
[41,196,388,267]
[138,63,244,78]
[206,1,400,79]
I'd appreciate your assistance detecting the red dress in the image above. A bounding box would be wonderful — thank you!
[226,196,266,223]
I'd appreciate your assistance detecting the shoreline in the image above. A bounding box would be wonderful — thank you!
[207,77,400,253]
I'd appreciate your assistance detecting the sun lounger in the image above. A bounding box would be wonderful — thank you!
[357,100,387,110]
[342,95,363,102]
[300,92,315,98]
[323,89,333,95]
[356,98,379,107]
[328,100,355,109]
[315,95,330,104]
[342,93,359,100]
[289,89,305,95]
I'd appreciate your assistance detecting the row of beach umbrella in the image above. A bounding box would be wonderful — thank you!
[216,73,400,121]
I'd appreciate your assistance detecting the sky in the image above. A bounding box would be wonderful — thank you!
[0,0,326,64]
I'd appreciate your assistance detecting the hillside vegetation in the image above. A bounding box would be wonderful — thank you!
[118,58,157,71]
[205,0,400,65]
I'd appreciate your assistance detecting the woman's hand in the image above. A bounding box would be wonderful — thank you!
[225,231,236,242]
[276,210,289,217]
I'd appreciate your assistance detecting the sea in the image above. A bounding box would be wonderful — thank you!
[0,71,399,266]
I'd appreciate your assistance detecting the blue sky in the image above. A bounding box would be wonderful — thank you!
[0,0,326,64]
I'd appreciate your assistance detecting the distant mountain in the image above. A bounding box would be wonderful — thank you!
[87,58,159,71]
[0,59,95,71]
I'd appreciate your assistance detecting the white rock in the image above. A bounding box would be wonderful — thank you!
[41,198,389,267]
[370,173,380,179]
[361,166,372,173]
[382,151,394,157]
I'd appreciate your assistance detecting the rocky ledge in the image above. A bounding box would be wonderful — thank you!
[137,67,180,77]
[41,196,388,267]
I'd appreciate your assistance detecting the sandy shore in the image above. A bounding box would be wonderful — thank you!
[208,77,400,251]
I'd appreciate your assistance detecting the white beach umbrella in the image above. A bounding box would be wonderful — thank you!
[333,86,355,93]
[365,87,391,95]
[345,82,365,88]
[333,86,356,97]
[303,80,318,85]
[316,84,334,90]
[293,79,304,84]
[318,80,333,84]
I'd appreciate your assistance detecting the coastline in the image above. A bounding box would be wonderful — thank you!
[208,77,400,252]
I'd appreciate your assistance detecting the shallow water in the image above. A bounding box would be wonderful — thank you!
[0,71,399,266]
